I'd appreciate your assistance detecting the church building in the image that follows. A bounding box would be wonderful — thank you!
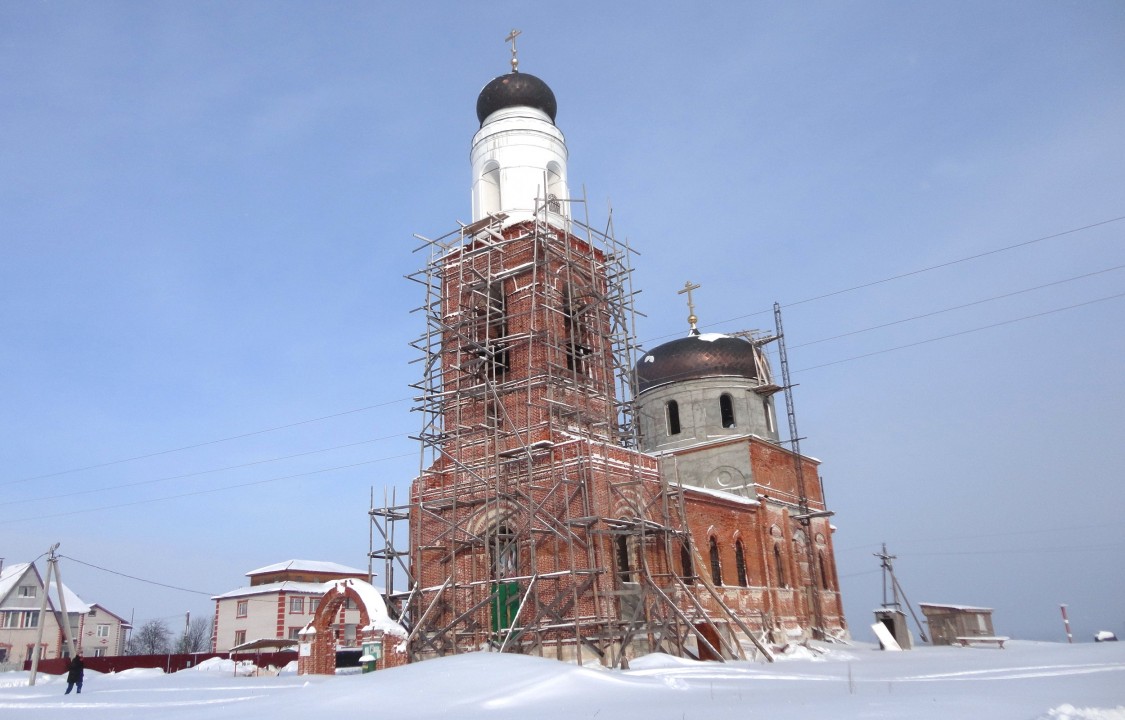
[372,45,846,666]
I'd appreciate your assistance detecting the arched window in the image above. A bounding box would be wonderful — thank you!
[680,543,694,584]
[763,399,775,432]
[488,524,518,579]
[819,551,829,590]
[666,400,681,436]
[720,393,736,428]
[563,289,591,377]
[546,161,564,213]
[480,160,501,216]
[709,537,723,586]
[485,283,509,379]
[773,544,787,588]
[615,534,633,583]
[735,540,749,587]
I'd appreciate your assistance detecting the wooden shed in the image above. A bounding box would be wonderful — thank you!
[919,603,998,646]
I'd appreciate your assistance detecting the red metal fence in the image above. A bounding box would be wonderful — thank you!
[26,651,298,675]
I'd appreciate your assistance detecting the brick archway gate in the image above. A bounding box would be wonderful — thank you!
[298,578,406,675]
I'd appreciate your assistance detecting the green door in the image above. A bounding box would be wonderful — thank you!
[490,581,521,632]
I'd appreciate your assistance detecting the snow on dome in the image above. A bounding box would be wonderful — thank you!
[635,333,759,393]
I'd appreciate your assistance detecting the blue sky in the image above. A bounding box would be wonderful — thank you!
[3,1,1123,643]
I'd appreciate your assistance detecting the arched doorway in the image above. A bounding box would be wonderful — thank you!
[298,578,405,675]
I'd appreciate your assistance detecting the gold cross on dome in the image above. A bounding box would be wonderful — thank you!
[678,280,701,333]
[506,29,522,72]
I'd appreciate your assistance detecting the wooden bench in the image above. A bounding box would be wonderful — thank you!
[955,636,1009,649]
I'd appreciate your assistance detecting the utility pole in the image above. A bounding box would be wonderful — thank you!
[29,544,76,686]
[874,543,928,643]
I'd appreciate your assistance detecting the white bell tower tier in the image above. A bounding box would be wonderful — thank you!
[471,71,570,227]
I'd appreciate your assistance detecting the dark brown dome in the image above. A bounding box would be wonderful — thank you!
[476,72,557,125]
[636,334,759,393]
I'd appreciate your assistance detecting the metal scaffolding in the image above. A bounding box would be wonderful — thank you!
[370,192,770,666]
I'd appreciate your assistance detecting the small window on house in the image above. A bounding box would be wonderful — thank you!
[680,543,694,584]
[666,400,681,435]
[96,624,110,638]
[236,600,248,618]
[720,394,736,428]
[289,597,304,614]
[774,545,787,588]
[234,630,246,646]
[92,647,107,657]
[289,627,303,640]
[735,540,749,587]
[709,537,724,586]
[17,586,36,598]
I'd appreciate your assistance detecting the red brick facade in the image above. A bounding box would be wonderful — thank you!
[403,217,846,665]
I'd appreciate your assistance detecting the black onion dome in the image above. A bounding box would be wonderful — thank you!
[476,72,558,125]
[636,334,759,393]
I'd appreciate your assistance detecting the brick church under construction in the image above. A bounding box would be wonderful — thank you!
[370,53,847,667]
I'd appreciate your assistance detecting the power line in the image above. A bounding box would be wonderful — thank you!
[835,520,1125,553]
[642,214,1125,346]
[4,397,411,487]
[61,555,215,597]
[8,216,1122,492]
[904,544,1123,557]
[13,285,1113,509]
[794,291,1125,374]
[9,453,414,523]
[0,432,409,508]
[791,263,1125,349]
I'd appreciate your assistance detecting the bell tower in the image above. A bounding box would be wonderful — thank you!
[371,39,829,668]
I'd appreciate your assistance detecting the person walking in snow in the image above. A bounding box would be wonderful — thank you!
[64,654,84,694]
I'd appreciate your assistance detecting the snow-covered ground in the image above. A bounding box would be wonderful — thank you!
[2,641,1122,719]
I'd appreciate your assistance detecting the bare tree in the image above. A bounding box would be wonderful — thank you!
[175,616,213,653]
[126,619,172,655]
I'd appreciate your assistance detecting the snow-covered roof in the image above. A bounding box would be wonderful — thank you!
[212,580,334,600]
[919,602,994,612]
[49,579,91,614]
[681,485,760,506]
[0,562,34,601]
[0,561,91,613]
[246,559,367,577]
[329,578,406,639]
